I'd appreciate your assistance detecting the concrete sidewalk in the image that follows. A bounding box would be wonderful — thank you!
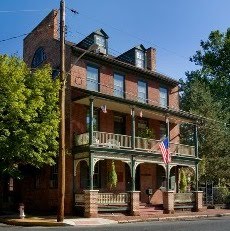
[1,208,230,227]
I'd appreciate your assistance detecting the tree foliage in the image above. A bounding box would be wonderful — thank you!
[0,55,60,176]
[180,29,230,183]
[107,160,118,190]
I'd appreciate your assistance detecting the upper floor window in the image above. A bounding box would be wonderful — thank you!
[159,87,168,108]
[95,35,106,48]
[160,123,167,140]
[114,73,124,98]
[86,109,99,132]
[31,47,47,68]
[136,50,145,68]
[138,80,147,103]
[87,65,99,92]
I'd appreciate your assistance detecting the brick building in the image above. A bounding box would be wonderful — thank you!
[18,10,202,216]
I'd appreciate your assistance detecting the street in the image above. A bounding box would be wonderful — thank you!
[1,217,230,231]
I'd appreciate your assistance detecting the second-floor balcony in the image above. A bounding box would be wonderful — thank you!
[75,131,195,157]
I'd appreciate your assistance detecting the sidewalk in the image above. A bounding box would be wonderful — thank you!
[1,208,230,227]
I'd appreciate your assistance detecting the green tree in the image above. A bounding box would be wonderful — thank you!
[180,29,230,183]
[107,161,118,190]
[179,168,187,193]
[0,55,60,176]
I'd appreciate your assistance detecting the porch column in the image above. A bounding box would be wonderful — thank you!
[194,124,199,191]
[89,97,94,145]
[131,156,136,191]
[131,107,135,149]
[163,191,174,214]
[166,117,170,191]
[89,153,94,190]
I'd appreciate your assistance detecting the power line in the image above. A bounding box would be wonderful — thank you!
[0,9,50,13]
[69,10,189,61]
[0,33,29,43]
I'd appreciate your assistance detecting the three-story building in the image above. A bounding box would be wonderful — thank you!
[20,10,202,217]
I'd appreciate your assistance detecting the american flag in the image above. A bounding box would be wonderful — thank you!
[159,137,171,164]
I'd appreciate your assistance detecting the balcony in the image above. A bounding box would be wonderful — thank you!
[75,131,195,156]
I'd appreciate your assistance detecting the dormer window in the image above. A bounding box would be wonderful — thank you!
[95,35,106,48]
[136,50,145,68]
[31,47,46,68]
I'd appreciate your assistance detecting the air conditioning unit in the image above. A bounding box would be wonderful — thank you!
[96,46,106,55]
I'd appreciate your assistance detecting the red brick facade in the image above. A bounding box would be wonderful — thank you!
[16,10,201,216]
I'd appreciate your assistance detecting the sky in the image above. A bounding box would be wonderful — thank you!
[0,0,230,81]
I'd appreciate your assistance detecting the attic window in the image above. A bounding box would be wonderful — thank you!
[95,35,106,48]
[136,50,145,68]
[31,47,47,68]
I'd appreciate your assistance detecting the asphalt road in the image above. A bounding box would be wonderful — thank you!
[1,217,230,231]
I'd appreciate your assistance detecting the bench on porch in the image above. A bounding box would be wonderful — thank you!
[174,193,195,211]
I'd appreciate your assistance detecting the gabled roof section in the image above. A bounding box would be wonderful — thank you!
[135,44,146,51]
[94,28,109,39]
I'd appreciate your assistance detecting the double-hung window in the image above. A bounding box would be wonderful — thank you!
[159,87,168,108]
[87,65,99,92]
[136,50,145,68]
[114,73,124,98]
[138,80,147,103]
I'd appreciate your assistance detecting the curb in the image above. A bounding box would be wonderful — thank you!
[0,218,67,227]
[117,213,230,224]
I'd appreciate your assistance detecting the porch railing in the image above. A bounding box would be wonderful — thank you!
[174,193,195,203]
[75,131,195,156]
[98,193,130,204]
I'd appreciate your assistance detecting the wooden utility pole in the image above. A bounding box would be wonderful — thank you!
[57,0,66,222]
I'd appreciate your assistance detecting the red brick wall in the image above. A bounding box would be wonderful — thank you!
[71,59,87,89]
[100,66,114,95]
[169,86,179,110]
[126,73,138,100]
[148,80,159,106]
[99,110,114,133]
[170,123,180,143]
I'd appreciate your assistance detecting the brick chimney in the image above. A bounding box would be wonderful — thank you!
[146,47,156,71]
[23,10,59,65]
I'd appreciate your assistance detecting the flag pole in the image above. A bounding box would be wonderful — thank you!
[166,117,170,191]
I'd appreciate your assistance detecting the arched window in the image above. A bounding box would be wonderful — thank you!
[31,47,47,68]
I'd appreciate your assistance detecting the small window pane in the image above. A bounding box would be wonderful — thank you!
[114,73,124,98]
[87,66,99,91]
[95,35,105,48]
[138,81,147,103]
[160,87,168,108]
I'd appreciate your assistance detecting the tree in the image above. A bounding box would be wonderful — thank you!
[0,55,60,176]
[179,168,187,193]
[180,29,230,183]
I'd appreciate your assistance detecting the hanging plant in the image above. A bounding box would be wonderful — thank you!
[107,160,118,190]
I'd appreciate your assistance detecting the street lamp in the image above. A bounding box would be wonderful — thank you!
[57,1,99,222]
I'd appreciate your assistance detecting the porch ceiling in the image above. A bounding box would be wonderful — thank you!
[73,96,190,124]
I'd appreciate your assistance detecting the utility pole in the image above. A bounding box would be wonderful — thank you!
[57,0,66,222]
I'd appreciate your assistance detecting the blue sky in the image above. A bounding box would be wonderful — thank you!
[0,0,230,80]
